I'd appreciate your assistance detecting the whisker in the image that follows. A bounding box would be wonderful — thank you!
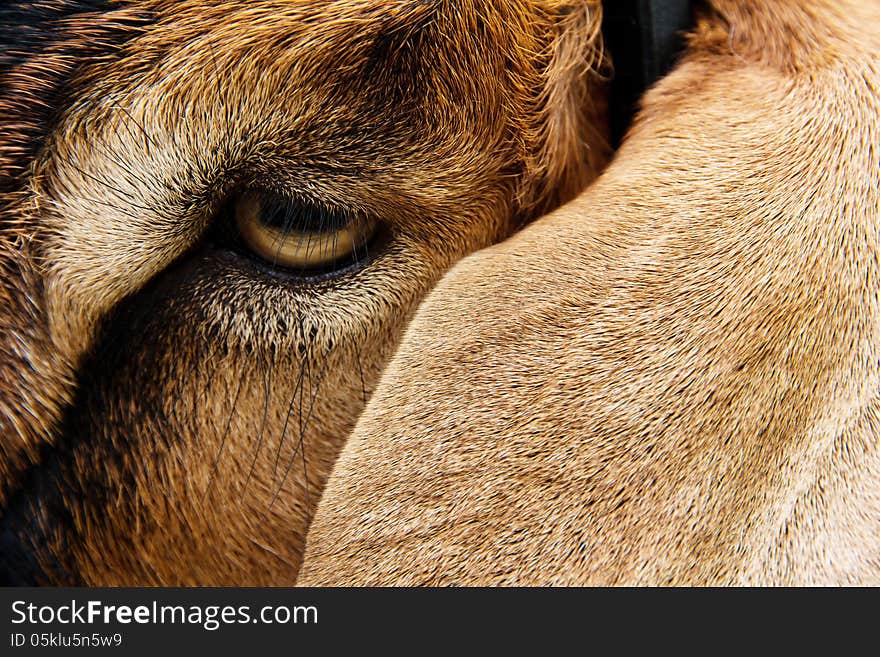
[94,130,153,190]
[272,351,308,478]
[46,193,143,221]
[266,343,332,514]
[109,99,158,154]
[354,337,368,407]
[246,536,298,570]
[241,359,273,498]
[167,332,218,448]
[67,163,153,211]
[299,418,312,525]
[202,363,247,500]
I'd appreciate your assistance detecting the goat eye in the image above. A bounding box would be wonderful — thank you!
[233,191,378,273]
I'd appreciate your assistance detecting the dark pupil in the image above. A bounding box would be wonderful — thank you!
[259,194,351,233]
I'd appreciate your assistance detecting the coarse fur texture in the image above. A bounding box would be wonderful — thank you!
[0,0,607,585]
[299,0,880,585]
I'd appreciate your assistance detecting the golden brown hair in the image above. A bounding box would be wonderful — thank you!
[0,0,607,584]
[299,0,880,586]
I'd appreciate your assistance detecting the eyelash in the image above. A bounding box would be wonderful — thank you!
[206,188,386,284]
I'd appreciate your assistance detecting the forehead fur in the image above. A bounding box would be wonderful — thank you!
[2,0,605,208]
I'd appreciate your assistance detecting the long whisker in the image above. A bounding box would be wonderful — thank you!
[67,162,153,212]
[273,350,308,478]
[354,336,368,407]
[109,99,158,154]
[266,343,332,514]
[203,363,247,500]
[241,358,273,498]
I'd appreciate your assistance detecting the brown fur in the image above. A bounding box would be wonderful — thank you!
[0,0,607,584]
[299,0,880,585]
